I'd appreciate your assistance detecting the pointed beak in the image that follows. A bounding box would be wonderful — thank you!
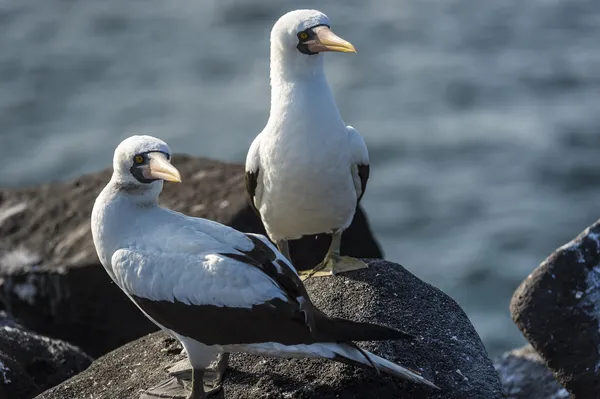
[307,26,356,54]
[143,152,182,183]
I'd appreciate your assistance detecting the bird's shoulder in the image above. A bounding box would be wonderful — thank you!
[245,132,263,172]
[150,211,253,252]
[346,125,369,165]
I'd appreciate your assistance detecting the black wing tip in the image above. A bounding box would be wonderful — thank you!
[327,317,416,343]
[368,323,416,342]
[390,327,416,340]
[361,320,415,341]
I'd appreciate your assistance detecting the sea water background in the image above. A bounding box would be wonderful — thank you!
[2,0,600,357]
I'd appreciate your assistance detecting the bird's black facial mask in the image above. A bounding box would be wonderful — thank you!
[130,151,171,184]
[296,24,330,55]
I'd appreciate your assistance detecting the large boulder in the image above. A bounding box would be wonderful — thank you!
[0,155,382,358]
[511,220,600,398]
[494,345,568,399]
[36,260,504,399]
[0,312,92,399]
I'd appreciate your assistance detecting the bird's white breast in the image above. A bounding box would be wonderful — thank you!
[258,80,357,240]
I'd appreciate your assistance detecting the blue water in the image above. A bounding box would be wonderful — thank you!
[2,0,600,357]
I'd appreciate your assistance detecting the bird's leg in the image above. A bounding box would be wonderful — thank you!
[188,368,207,399]
[276,239,291,262]
[201,353,229,391]
[299,229,367,280]
[187,367,224,399]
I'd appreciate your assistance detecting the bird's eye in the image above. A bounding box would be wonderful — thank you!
[298,31,309,40]
[134,155,144,164]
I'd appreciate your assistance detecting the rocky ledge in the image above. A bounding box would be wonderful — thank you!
[0,156,382,358]
[511,219,600,398]
[0,312,91,399]
[494,345,568,399]
[36,260,504,399]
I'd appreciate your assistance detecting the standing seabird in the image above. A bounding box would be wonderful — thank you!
[246,9,370,278]
[92,135,437,398]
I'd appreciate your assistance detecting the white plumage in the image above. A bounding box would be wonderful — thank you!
[245,9,370,276]
[247,125,367,241]
[92,135,436,398]
[94,182,284,309]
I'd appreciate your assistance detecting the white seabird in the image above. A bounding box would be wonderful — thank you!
[92,135,438,398]
[246,9,370,278]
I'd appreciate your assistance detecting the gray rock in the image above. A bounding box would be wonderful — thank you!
[0,312,92,399]
[494,345,569,399]
[37,260,504,399]
[511,220,600,398]
[0,155,382,358]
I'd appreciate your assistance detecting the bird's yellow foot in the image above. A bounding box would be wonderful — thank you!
[299,254,368,280]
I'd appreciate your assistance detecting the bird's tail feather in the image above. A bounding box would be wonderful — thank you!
[233,341,438,389]
[315,342,439,389]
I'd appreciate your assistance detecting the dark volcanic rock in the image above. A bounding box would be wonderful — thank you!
[511,220,600,398]
[494,345,569,399]
[0,156,381,358]
[37,260,503,399]
[0,312,92,399]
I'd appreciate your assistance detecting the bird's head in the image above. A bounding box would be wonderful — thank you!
[270,9,355,76]
[111,135,181,195]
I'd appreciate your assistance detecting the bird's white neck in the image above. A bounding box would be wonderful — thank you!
[91,179,161,271]
[269,49,341,126]
[269,44,326,81]
[108,173,164,204]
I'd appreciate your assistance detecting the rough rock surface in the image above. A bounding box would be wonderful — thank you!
[494,345,569,399]
[0,312,92,399]
[511,220,600,398]
[37,260,503,399]
[0,156,382,357]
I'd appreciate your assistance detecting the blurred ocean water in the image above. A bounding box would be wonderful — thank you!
[2,0,600,357]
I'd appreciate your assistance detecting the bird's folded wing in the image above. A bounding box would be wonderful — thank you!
[111,232,409,346]
[111,241,321,346]
[111,246,287,310]
[347,126,370,203]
